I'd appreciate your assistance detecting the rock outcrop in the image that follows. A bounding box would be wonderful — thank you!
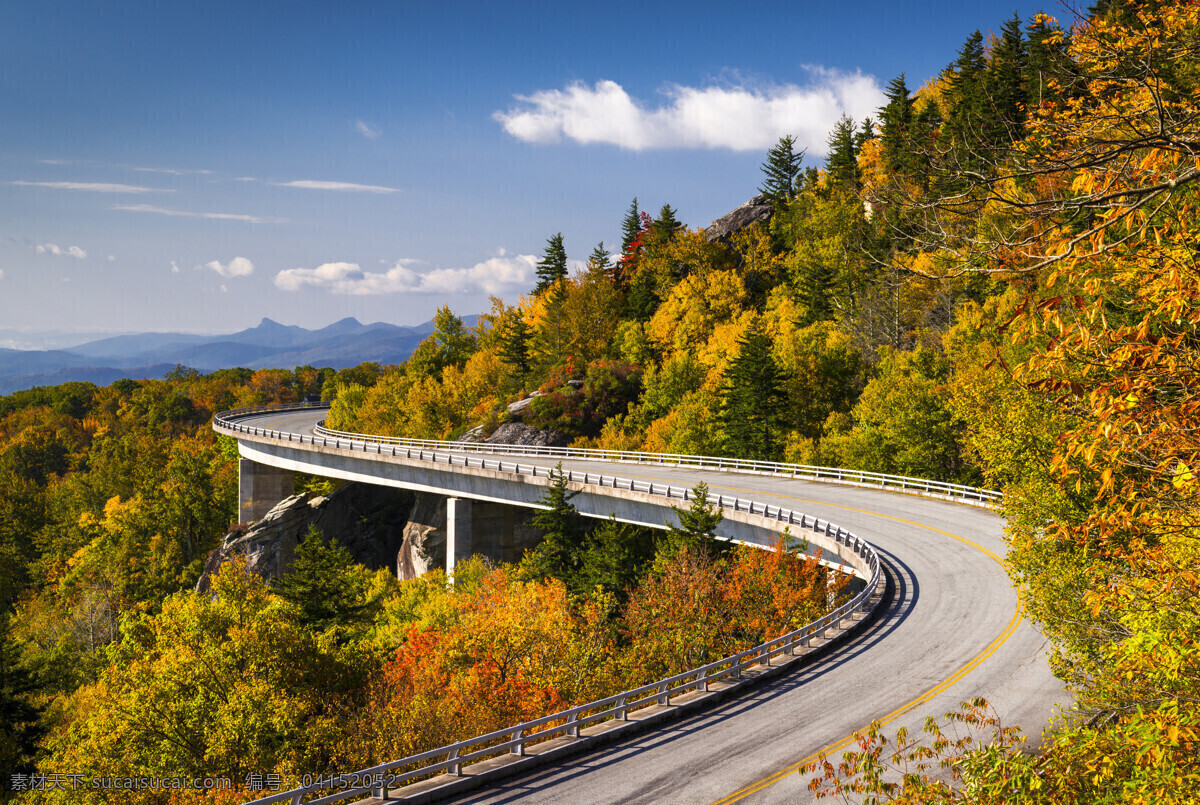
[705,194,773,242]
[396,492,447,580]
[197,482,415,592]
[484,422,570,447]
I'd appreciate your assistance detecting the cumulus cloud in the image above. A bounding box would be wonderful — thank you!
[204,257,254,278]
[494,69,885,154]
[275,179,398,193]
[36,243,87,258]
[114,204,282,224]
[354,119,381,139]
[275,255,536,296]
[171,261,181,273]
[11,180,166,193]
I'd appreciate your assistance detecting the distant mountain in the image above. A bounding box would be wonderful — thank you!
[0,315,473,395]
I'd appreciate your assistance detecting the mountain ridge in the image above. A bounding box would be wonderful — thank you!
[0,314,476,395]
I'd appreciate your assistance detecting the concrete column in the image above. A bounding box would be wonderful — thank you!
[445,497,473,580]
[238,458,295,524]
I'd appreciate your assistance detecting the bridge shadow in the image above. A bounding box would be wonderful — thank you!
[448,548,919,803]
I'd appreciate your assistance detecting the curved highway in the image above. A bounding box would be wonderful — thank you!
[225,409,1066,804]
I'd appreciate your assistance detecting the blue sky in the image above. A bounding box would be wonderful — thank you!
[0,0,1056,346]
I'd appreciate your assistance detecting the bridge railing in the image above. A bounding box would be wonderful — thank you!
[208,403,973,803]
[214,402,1001,508]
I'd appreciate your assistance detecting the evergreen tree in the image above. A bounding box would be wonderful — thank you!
[825,114,861,189]
[718,319,787,461]
[497,311,531,380]
[986,14,1028,147]
[656,482,725,564]
[523,464,584,583]
[587,241,612,275]
[1025,13,1075,110]
[0,613,43,785]
[273,528,375,634]
[534,232,568,294]
[855,117,875,152]
[759,135,805,206]
[575,518,658,601]
[878,74,916,176]
[651,203,681,245]
[943,31,989,161]
[620,197,641,254]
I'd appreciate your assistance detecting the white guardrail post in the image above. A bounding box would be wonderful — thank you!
[209,402,1000,804]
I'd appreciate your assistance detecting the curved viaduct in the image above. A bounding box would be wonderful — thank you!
[218,406,1065,804]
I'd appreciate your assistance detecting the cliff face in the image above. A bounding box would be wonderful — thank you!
[704,193,773,242]
[197,482,418,592]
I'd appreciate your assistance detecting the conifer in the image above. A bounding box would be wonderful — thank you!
[759,135,805,207]
[534,232,568,294]
[718,319,787,461]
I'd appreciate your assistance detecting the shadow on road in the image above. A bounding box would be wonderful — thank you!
[448,549,920,804]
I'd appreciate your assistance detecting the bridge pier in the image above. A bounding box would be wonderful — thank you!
[239,458,295,524]
[446,497,472,579]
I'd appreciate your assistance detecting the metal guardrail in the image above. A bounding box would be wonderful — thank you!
[210,402,985,804]
[215,402,1001,508]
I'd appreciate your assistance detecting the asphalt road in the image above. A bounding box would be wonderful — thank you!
[228,410,1067,804]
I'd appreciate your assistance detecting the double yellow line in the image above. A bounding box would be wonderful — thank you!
[708,494,1022,804]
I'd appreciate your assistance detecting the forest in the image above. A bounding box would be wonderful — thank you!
[4,0,1200,800]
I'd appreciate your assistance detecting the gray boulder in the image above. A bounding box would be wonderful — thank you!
[705,194,773,242]
[485,422,570,448]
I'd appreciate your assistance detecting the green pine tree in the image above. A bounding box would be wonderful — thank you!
[656,482,724,564]
[651,203,681,245]
[620,197,641,254]
[986,13,1028,146]
[759,135,805,207]
[534,232,568,294]
[878,74,916,176]
[587,241,612,274]
[825,114,861,189]
[497,311,531,380]
[273,527,375,634]
[718,319,787,461]
[523,464,584,583]
[1025,14,1074,110]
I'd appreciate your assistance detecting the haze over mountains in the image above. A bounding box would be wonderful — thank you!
[0,316,465,394]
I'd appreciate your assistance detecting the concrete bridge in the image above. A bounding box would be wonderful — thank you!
[216,404,1064,804]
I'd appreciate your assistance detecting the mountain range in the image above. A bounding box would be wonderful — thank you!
[0,316,467,394]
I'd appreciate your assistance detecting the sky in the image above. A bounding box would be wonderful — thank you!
[0,0,1058,347]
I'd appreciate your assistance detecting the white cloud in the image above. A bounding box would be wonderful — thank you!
[107,255,115,261]
[275,254,536,296]
[130,166,212,175]
[354,119,381,139]
[171,261,181,273]
[35,243,87,258]
[0,269,4,280]
[275,179,398,193]
[11,180,166,193]
[204,256,254,278]
[220,284,228,293]
[115,204,282,224]
[493,69,886,154]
